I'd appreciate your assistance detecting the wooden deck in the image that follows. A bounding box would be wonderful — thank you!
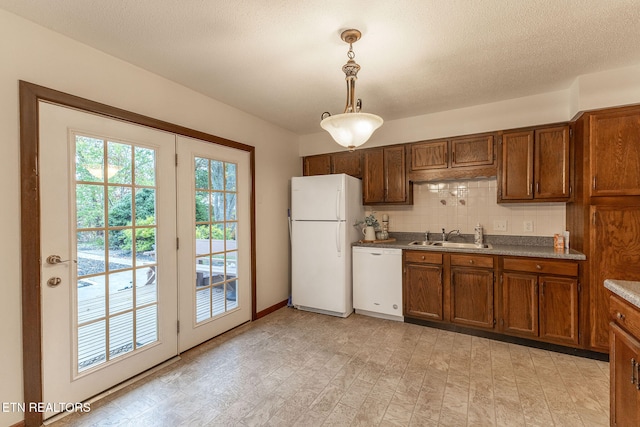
[77,280,236,372]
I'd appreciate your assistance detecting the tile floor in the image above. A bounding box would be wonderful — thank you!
[50,307,610,426]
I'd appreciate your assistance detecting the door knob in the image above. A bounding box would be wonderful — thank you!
[47,277,62,287]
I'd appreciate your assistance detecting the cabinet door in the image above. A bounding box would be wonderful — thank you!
[404,264,443,320]
[500,131,534,200]
[384,146,407,203]
[590,108,640,196]
[591,206,640,351]
[539,276,579,345]
[610,322,640,427]
[331,151,362,178]
[501,272,538,337]
[363,148,385,204]
[535,126,570,199]
[410,140,448,170]
[303,154,331,176]
[451,135,494,168]
[450,268,494,329]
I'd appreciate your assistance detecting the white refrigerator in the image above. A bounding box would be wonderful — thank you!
[291,174,364,317]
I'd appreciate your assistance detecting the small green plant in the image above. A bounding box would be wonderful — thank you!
[355,213,379,228]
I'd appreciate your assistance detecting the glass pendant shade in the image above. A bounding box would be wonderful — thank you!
[320,112,383,151]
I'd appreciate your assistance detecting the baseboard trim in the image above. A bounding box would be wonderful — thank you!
[404,317,609,362]
[256,299,288,319]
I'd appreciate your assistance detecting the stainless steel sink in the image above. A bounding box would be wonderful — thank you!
[408,241,433,246]
[431,241,492,249]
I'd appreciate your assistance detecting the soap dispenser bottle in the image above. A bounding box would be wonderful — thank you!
[474,223,483,246]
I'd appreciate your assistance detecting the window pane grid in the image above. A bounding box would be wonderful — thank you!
[194,157,238,323]
[74,134,159,374]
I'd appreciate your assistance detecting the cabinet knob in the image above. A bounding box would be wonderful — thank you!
[421,256,425,260]
[536,264,542,270]
[469,259,474,264]
[617,312,626,321]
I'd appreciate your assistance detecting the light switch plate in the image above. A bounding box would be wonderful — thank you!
[493,219,507,231]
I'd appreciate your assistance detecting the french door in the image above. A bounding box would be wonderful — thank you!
[38,102,252,420]
[176,136,252,351]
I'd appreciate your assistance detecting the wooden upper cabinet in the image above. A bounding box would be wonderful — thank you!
[384,146,407,203]
[535,126,570,199]
[363,146,410,205]
[303,152,362,178]
[500,131,534,200]
[409,134,497,181]
[363,148,385,204]
[331,151,362,178]
[410,140,448,170]
[451,135,495,168]
[590,108,640,196]
[302,154,331,176]
[499,125,570,203]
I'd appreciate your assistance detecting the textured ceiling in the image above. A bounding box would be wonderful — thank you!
[2,0,640,135]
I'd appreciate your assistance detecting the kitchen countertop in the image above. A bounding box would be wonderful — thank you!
[605,279,640,309]
[352,239,586,260]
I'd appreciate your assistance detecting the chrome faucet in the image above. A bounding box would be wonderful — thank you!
[442,228,460,241]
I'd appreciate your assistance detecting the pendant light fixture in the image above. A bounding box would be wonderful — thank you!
[320,29,383,151]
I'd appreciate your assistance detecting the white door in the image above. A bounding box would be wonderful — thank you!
[39,102,178,420]
[176,136,252,352]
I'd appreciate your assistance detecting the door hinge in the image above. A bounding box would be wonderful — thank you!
[500,318,504,327]
[493,318,497,326]
[592,211,597,225]
[592,176,597,190]
[569,127,573,138]
[177,320,180,334]
[175,153,178,166]
[578,282,581,293]
[177,237,180,250]
[500,274,503,284]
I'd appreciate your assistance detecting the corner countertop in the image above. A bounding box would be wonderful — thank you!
[605,279,640,309]
[352,239,586,261]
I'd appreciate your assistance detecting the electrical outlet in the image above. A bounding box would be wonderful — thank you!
[493,219,507,231]
[523,220,534,232]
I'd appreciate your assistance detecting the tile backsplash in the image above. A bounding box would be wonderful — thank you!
[371,178,566,237]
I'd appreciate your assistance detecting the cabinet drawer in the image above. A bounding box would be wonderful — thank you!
[451,254,494,268]
[503,258,578,276]
[610,294,640,338]
[405,251,443,264]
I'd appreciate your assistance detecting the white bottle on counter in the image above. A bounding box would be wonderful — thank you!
[474,223,483,246]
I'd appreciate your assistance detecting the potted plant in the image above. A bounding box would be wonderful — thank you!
[356,213,379,241]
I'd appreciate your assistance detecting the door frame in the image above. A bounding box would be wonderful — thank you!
[19,81,257,427]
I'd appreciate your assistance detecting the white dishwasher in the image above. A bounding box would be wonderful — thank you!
[352,247,403,321]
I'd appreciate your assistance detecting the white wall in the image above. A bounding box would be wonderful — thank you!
[300,63,640,156]
[0,10,300,426]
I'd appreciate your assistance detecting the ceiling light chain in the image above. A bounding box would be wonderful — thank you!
[320,29,383,151]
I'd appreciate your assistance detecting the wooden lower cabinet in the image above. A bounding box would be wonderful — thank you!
[403,251,583,349]
[450,254,495,329]
[610,293,640,426]
[403,251,444,320]
[500,258,580,346]
[501,272,538,337]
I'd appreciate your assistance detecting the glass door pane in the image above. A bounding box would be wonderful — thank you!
[75,134,159,374]
[193,157,239,323]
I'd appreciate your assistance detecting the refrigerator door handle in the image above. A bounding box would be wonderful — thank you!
[335,189,341,220]
[336,222,342,257]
